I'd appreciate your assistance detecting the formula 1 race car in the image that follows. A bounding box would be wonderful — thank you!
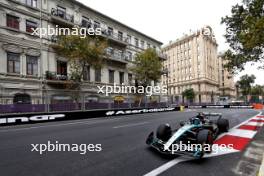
[146,112,229,158]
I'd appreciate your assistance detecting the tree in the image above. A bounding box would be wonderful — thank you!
[250,84,264,102]
[51,34,108,104]
[130,48,163,106]
[251,85,264,95]
[52,34,108,83]
[131,48,163,87]
[221,0,264,72]
[237,74,256,101]
[182,88,195,104]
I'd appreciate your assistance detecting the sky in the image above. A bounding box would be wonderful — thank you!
[77,0,264,85]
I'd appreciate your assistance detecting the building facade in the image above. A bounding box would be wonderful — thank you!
[217,54,236,99]
[0,0,164,106]
[162,26,234,104]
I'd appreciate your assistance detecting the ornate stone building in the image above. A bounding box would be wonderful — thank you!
[162,26,235,104]
[0,0,164,106]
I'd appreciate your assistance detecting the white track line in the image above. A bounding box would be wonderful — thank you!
[0,120,106,132]
[113,122,149,129]
[143,111,262,176]
[143,158,190,176]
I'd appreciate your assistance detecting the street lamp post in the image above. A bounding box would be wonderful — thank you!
[161,68,169,106]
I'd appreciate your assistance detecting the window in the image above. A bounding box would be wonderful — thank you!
[26,20,37,33]
[57,6,66,19]
[147,43,151,48]
[95,68,101,82]
[135,38,139,47]
[26,0,37,8]
[7,52,20,74]
[81,17,91,28]
[57,60,67,75]
[106,47,114,55]
[127,35,131,43]
[6,14,19,29]
[114,50,123,60]
[118,31,123,41]
[26,56,38,76]
[119,72,124,84]
[127,51,132,61]
[83,65,90,81]
[108,27,113,36]
[94,21,100,29]
[140,40,145,49]
[109,70,115,83]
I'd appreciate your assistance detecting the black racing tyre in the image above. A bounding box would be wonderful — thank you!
[217,118,229,132]
[156,124,172,141]
[197,129,213,154]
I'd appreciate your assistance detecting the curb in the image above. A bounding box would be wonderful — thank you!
[259,153,264,176]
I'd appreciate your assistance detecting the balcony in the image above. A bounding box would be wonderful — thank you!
[157,51,168,60]
[101,29,128,47]
[50,8,74,26]
[45,71,68,82]
[105,48,128,64]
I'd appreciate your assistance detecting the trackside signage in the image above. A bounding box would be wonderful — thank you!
[187,105,253,109]
[0,107,179,126]
[0,114,65,125]
[105,107,175,116]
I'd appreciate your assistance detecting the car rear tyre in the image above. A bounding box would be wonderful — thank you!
[156,124,172,141]
[217,118,229,132]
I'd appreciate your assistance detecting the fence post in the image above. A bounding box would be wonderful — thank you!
[108,97,111,109]
[82,92,85,111]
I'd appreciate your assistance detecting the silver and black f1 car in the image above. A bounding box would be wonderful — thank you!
[146,112,229,158]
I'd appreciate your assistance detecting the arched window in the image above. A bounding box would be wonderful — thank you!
[13,93,31,104]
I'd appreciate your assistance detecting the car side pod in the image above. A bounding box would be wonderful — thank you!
[146,132,154,145]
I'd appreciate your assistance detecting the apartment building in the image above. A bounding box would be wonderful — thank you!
[0,0,164,105]
[162,26,228,104]
[217,54,236,98]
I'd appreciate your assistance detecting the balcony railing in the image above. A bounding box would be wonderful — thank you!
[45,71,68,81]
[157,51,168,60]
[51,8,74,23]
[101,29,129,45]
[106,49,128,63]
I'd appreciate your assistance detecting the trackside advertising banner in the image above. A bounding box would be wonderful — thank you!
[0,107,179,126]
[186,105,253,109]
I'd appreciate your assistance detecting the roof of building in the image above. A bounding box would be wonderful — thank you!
[73,0,163,45]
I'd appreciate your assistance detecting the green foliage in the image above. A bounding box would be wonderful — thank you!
[221,0,264,72]
[52,34,108,81]
[182,88,195,101]
[237,74,256,96]
[250,84,264,95]
[130,48,162,87]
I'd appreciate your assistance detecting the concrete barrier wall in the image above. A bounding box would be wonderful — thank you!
[0,107,180,126]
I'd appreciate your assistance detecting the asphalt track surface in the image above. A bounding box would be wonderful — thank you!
[0,109,262,176]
